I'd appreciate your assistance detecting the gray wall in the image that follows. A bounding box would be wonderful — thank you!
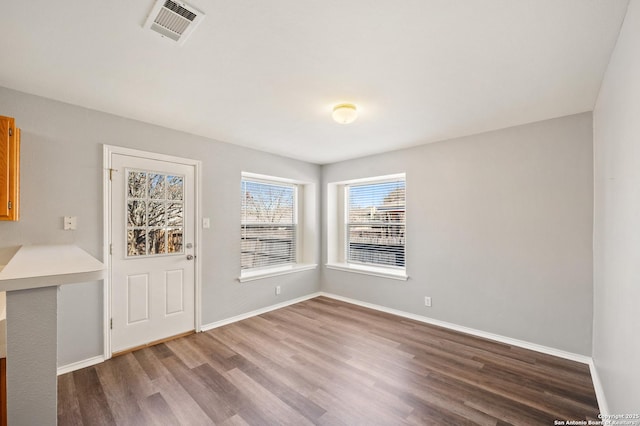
[0,86,322,367]
[0,83,598,368]
[321,113,594,355]
[593,0,640,413]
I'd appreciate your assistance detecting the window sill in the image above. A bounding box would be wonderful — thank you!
[325,263,408,281]
[238,264,318,283]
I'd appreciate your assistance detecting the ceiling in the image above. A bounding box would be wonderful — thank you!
[0,1,629,164]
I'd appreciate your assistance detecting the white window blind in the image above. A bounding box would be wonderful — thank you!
[241,178,297,270]
[347,179,405,268]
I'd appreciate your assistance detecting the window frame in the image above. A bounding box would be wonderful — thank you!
[326,173,408,281]
[345,177,406,270]
[239,172,317,282]
[241,176,298,271]
[124,168,186,258]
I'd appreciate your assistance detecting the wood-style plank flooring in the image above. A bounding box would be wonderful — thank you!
[58,297,600,425]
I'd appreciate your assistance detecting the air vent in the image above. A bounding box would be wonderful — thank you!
[144,0,205,45]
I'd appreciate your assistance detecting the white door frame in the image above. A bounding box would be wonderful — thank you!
[103,144,202,359]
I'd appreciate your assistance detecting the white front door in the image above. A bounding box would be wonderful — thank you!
[110,153,195,353]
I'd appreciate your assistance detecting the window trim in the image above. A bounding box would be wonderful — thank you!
[326,262,408,281]
[239,172,317,282]
[238,263,317,283]
[326,173,408,281]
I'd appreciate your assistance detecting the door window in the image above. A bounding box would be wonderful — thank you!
[126,169,185,257]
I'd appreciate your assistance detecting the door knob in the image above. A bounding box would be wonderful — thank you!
[186,254,194,260]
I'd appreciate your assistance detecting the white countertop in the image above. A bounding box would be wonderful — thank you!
[0,245,105,292]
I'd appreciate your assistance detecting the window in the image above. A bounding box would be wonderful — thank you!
[126,169,184,257]
[346,179,406,268]
[326,173,407,280]
[241,177,297,271]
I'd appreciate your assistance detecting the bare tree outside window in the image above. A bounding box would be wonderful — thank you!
[126,170,184,256]
[241,179,296,270]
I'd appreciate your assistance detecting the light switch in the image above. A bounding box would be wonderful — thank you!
[202,217,210,229]
[63,216,77,230]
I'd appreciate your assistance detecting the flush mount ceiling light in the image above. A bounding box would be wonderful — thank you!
[332,103,358,124]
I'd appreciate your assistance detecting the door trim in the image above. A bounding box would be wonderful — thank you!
[103,145,202,360]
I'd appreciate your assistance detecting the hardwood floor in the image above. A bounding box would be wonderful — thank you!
[58,297,600,425]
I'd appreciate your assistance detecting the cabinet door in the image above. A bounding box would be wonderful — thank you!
[0,116,19,221]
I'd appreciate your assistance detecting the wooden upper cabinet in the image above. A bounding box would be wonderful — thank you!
[0,115,20,221]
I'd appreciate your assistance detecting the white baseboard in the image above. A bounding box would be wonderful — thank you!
[56,291,606,414]
[589,359,608,415]
[318,292,592,365]
[319,292,611,415]
[200,292,322,332]
[56,293,320,376]
[57,355,105,376]
[55,293,321,375]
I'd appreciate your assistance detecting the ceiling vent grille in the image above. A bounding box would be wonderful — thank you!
[144,0,205,45]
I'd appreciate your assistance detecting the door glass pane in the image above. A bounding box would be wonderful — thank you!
[167,228,183,253]
[148,228,166,254]
[167,176,183,200]
[148,173,165,199]
[128,201,146,226]
[127,229,146,256]
[128,171,147,198]
[148,202,165,226]
[167,203,183,226]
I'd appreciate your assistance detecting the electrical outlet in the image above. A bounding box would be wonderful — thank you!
[424,296,432,307]
[63,216,77,230]
[276,286,281,295]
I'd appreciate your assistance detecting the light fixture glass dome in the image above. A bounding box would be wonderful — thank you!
[332,103,358,124]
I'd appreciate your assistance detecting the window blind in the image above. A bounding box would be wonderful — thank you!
[347,179,405,268]
[241,179,297,270]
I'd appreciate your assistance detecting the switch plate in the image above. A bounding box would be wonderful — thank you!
[63,216,77,230]
[276,285,281,295]
[424,296,432,307]
[202,217,210,229]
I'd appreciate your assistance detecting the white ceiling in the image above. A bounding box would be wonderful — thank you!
[0,0,629,164]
